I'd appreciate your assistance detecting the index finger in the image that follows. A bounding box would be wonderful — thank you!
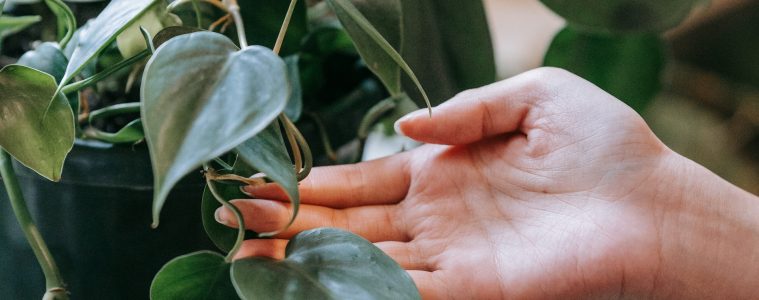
[243,152,412,209]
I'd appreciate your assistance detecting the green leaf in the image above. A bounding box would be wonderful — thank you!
[141,31,289,227]
[0,15,41,50]
[234,122,299,236]
[326,0,430,110]
[17,42,68,83]
[284,55,302,121]
[0,65,75,181]
[231,228,420,300]
[238,0,308,56]
[88,102,141,123]
[1,0,5,16]
[153,26,203,49]
[151,251,238,300]
[201,183,245,253]
[61,0,161,86]
[401,0,495,106]
[544,26,665,112]
[84,119,144,144]
[540,0,705,33]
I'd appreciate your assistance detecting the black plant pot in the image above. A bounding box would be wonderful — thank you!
[0,140,214,299]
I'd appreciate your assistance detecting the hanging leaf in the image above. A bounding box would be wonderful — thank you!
[401,0,495,106]
[544,26,664,112]
[284,56,302,121]
[231,228,420,300]
[201,183,246,253]
[540,0,705,33]
[0,65,74,181]
[238,0,308,56]
[83,119,144,144]
[0,15,41,51]
[325,0,430,110]
[61,0,161,86]
[141,31,288,227]
[150,251,238,300]
[234,122,299,235]
[17,42,68,83]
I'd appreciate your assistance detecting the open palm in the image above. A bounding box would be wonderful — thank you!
[217,68,671,299]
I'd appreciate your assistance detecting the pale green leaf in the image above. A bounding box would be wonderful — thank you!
[0,65,74,181]
[141,31,288,227]
[17,42,68,83]
[231,228,420,300]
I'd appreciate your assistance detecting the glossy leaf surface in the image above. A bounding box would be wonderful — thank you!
[540,0,704,33]
[150,251,238,300]
[141,32,288,227]
[62,0,160,85]
[17,42,68,83]
[0,65,74,181]
[231,228,420,300]
[544,26,664,112]
[401,0,495,106]
[235,122,299,235]
[238,0,307,56]
[201,183,245,253]
[326,0,430,109]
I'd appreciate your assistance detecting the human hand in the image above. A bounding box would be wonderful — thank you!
[217,68,759,299]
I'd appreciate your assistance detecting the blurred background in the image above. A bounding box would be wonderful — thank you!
[485,0,759,194]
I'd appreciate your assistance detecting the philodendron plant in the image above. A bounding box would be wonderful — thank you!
[0,0,440,298]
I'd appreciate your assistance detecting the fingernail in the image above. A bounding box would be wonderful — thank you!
[394,109,426,136]
[214,208,228,225]
[240,186,254,198]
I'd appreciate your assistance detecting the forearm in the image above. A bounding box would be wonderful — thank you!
[651,151,759,299]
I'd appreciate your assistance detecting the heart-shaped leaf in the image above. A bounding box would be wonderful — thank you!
[543,26,664,112]
[141,31,288,227]
[238,0,308,56]
[201,183,246,253]
[62,0,161,86]
[540,0,704,33]
[235,122,299,235]
[0,65,75,181]
[151,251,238,300]
[325,0,430,110]
[17,42,68,83]
[231,228,420,300]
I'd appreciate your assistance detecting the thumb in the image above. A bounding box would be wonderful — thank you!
[395,69,547,145]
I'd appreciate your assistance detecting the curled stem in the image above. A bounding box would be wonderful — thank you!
[204,165,246,262]
[0,150,68,299]
[280,114,312,180]
[44,0,75,49]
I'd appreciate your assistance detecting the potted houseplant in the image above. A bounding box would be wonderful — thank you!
[0,0,495,298]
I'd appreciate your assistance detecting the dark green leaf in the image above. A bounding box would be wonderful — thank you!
[201,184,246,253]
[17,42,68,83]
[401,0,495,106]
[326,0,430,109]
[141,31,289,227]
[169,0,227,30]
[0,0,4,16]
[284,55,302,121]
[540,0,705,33]
[231,228,420,300]
[0,65,74,181]
[326,0,400,94]
[544,26,665,112]
[84,119,144,144]
[151,251,238,300]
[0,15,41,50]
[238,0,308,56]
[153,26,203,49]
[235,122,299,236]
[61,0,161,86]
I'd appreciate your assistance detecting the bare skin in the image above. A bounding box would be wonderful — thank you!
[217,68,759,299]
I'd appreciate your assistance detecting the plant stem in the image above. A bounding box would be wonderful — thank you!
[191,0,203,28]
[223,0,248,48]
[305,113,337,163]
[280,115,312,180]
[0,150,68,299]
[204,167,245,262]
[44,0,75,49]
[61,49,150,95]
[279,115,302,175]
[273,0,298,54]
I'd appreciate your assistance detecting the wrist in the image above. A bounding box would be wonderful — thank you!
[646,150,759,298]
